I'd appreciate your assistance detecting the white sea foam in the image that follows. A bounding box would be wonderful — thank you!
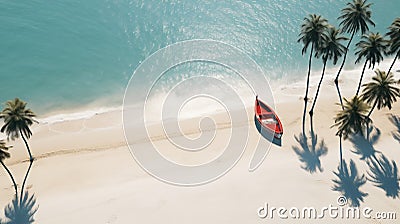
[272,57,399,95]
[36,57,399,125]
[38,106,121,124]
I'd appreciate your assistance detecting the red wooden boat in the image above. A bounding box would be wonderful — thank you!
[254,96,283,139]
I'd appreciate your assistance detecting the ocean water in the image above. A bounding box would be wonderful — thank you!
[0,0,398,118]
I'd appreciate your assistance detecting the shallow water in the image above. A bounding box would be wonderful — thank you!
[0,0,398,116]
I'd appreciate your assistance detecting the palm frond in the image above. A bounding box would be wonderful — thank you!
[298,14,329,55]
[0,98,37,141]
[361,70,400,110]
[316,26,348,64]
[338,0,375,35]
[355,32,388,68]
[386,18,400,56]
[332,96,370,139]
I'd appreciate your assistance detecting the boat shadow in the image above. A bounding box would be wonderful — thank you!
[254,115,281,146]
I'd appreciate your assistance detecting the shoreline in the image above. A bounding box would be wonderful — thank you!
[30,56,399,126]
[0,57,399,223]
[3,56,397,164]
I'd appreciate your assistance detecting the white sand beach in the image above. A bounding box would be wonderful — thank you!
[1,63,400,223]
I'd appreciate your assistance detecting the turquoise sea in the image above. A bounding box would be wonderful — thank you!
[0,0,398,115]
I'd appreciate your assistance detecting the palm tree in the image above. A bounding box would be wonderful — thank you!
[355,32,388,96]
[298,14,329,133]
[0,140,18,198]
[332,96,370,171]
[309,26,348,117]
[361,69,400,117]
[335,0,375,84]
[0,98,36,161]
[332,96,370,140]
[386,18,400,74]
[0,98,37,205]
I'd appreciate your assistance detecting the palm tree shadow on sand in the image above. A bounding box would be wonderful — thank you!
[332,160,368,207]
[254,115,281,146]
[389,114,400,143]
[349,125,381,161]
[292,129,328,174]
[367,155,400,199]
[1,192,38,224]
[348,125,400,198]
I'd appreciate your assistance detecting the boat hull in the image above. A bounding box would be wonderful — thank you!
[254,97,283,139]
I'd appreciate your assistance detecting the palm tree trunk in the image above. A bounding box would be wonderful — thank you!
[302,44,314,134]
[310,114,314,136]
[20,160,33,205]
[334,31,354,172]
[356,60,368,96]
[20,130,33,162]
[1,161,18,198]
[309,59,327,117]
[387,53,398,74]
[335,84,345,110]
[19,130,34,205]
[367,100,378,118]
[335,31,355,82]
[334,32,354,110]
